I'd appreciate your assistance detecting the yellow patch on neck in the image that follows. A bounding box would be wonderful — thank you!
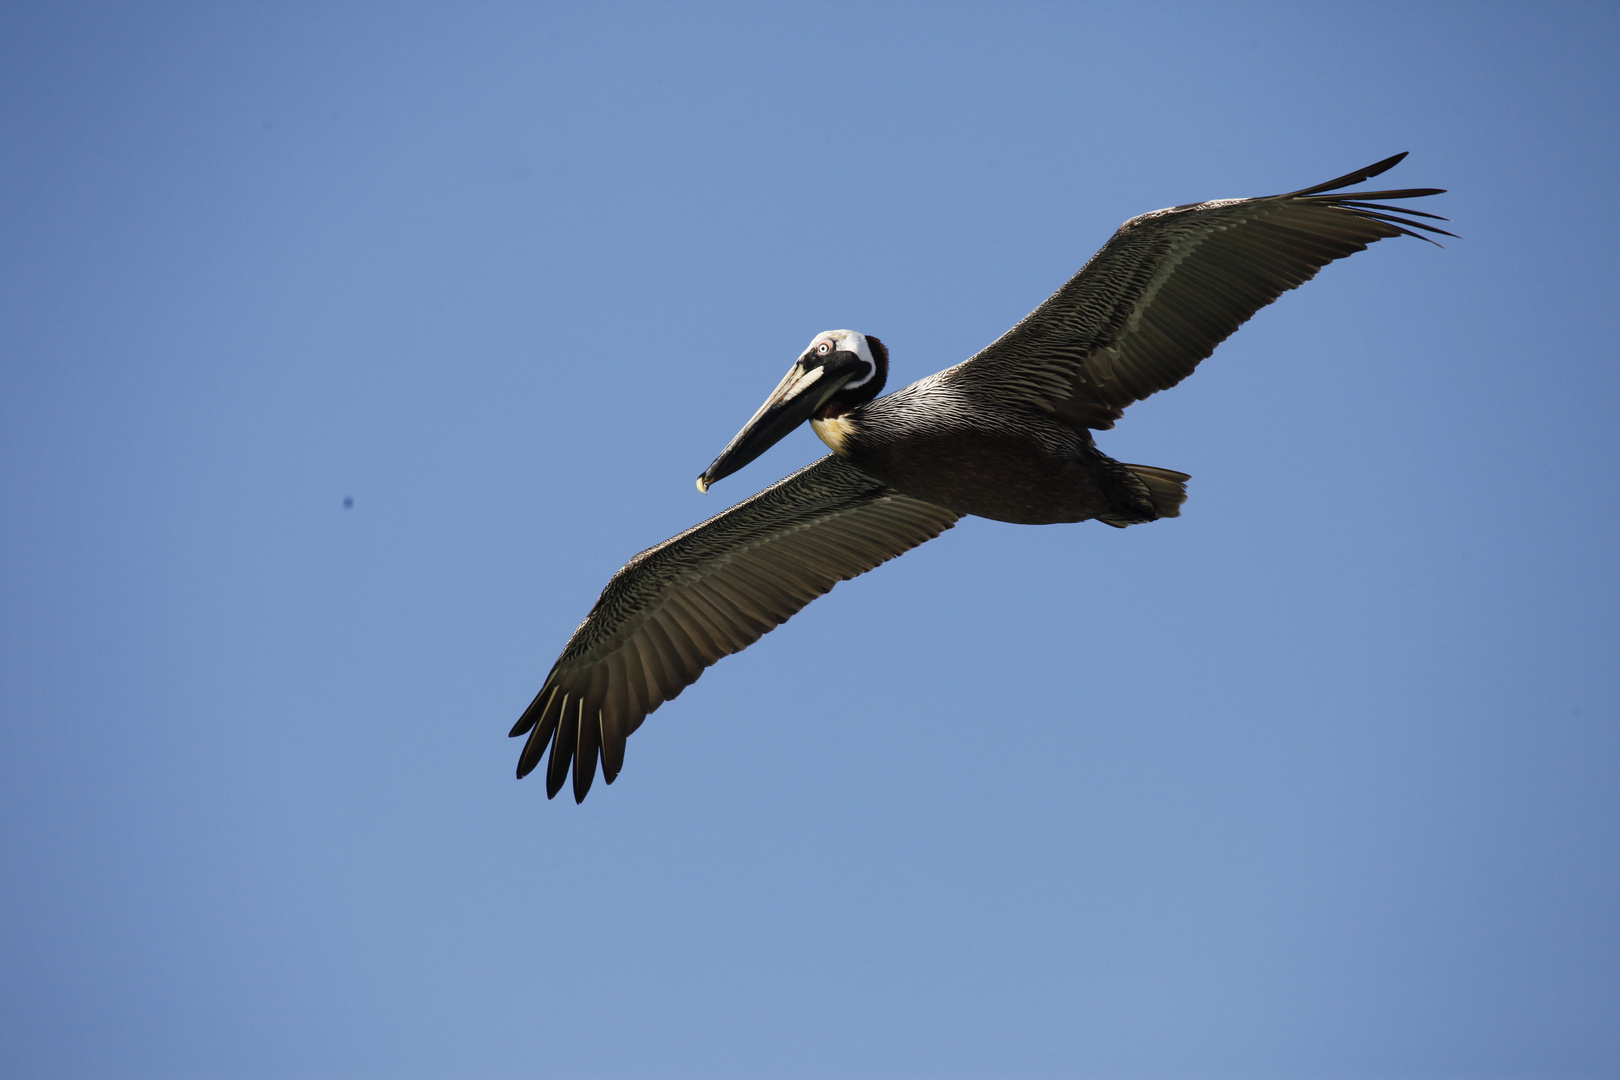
[810,414,857,454]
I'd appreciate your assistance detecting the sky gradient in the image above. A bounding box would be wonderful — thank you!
[2,4,1618,1078]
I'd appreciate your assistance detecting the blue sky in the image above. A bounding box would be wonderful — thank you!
[2,3,1617,1078]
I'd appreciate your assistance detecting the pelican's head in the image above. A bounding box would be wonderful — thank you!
[696,330,888,493]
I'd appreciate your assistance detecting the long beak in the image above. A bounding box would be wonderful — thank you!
[696,360,852,492]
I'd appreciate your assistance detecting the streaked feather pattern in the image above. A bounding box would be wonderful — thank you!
[512,153,1446,801]
[947,152,1449,430]
[511,455,961,801]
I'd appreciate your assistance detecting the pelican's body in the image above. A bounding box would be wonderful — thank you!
[811,378,1183,526]
[512,153,1449,801]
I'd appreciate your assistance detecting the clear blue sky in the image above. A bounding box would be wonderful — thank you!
[2,4,1616,1078]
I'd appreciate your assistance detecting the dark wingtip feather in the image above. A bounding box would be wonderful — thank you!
[1324,188,1447,202]
[514,684,564,779]
[545,707,575,799]
[572,717,601,803]
[509,693,543,739]
[1361,151,1408,178]
[510,667,562,738]
[514,705,554,780]
[1285,152,1410,198]
[600,723,625,785]
[1334,200,1451,221]
[1348,210,1457,238]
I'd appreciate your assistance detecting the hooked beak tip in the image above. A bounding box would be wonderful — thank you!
[696,475,711,494]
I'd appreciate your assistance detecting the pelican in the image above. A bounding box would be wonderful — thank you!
[512,152,1448,801]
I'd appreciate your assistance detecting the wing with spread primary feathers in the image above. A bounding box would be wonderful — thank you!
[511,455,962,801]
[947,152,1451,429]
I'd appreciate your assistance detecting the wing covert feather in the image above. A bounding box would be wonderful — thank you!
[512,454,961,800]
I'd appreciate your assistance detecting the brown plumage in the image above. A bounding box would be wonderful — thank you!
[946,153,1450,431]
[513,152,1447,801]
[512,456,961,801]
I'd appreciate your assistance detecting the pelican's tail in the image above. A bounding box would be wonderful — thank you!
[1097,463,1190,528]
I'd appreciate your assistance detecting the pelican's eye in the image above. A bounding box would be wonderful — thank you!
[815,340,833,357]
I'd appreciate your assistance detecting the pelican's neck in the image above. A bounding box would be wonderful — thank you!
[810,412,858,454]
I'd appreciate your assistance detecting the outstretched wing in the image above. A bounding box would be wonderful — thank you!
[948,152,1451,430]
[511,455,962,802]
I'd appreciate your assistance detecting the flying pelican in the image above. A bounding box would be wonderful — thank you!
[512,152,1448,801]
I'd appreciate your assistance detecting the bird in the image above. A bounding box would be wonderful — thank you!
[511,152,1449,802]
